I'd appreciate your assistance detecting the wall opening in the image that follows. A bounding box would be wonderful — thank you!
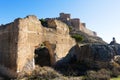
[34,47,51,66]
[34,41,56,67]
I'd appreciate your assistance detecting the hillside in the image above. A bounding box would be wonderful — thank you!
[0,13,120,80]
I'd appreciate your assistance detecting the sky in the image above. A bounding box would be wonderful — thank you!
[0,0,120,43]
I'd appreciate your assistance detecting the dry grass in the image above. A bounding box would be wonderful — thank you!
[83,69,111,80]
[0,65,17,79]
[3,64,120,80]
[16,65,83,80]
[109,61,120,77]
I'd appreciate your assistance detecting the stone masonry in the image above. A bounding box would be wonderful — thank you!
[0,15,76,76]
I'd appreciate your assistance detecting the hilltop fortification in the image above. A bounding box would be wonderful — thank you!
[46,13,97,36]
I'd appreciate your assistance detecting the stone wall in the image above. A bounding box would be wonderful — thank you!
[59,13,70,20]
[71,18,80,30]
[0,15,76,76]
[16,15,43,73]
[0,20,19,72]
[43,19,76,59]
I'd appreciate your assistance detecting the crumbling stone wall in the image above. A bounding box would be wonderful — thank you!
[16,16,43,73]
[0,20,19,72]
[0,15,76,76]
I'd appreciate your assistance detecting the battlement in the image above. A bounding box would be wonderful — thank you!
[59,13,71,20]
[58,13,96,36]
[57,13,84,30]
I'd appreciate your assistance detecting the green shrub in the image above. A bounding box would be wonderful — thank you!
[39,18,48,27]
[68,26,72,32]
[71,34,83,43]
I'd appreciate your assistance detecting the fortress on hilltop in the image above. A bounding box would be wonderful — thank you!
[46,13,97,36]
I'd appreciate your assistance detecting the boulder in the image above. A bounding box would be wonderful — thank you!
[110,44,120,55]
[56,43,120,69]
[76,44,115,69]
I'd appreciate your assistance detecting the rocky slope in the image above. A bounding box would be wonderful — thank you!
[70,30,106,44]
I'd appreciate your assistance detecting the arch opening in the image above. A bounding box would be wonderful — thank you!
[35,47,51,66]
[34,41,56,67]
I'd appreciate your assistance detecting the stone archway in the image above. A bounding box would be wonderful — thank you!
[35,47,51,66]
[34,41,56,66]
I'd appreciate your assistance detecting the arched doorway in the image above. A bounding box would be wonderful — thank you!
[35,47,51,66]
[34,41,56,67]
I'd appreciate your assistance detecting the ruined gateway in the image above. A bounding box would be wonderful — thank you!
[0,15,77,76]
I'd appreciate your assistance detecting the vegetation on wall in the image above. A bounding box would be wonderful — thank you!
[68,26,72,32]
[39,18,48,27]
[71,34,83,43]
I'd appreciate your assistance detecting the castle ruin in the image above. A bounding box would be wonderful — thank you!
[0,15,76,77]
[47,13,97,36]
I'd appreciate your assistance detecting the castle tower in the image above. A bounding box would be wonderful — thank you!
[71,18,80,30]
[59,13,71,26]
[59,13,71,21]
